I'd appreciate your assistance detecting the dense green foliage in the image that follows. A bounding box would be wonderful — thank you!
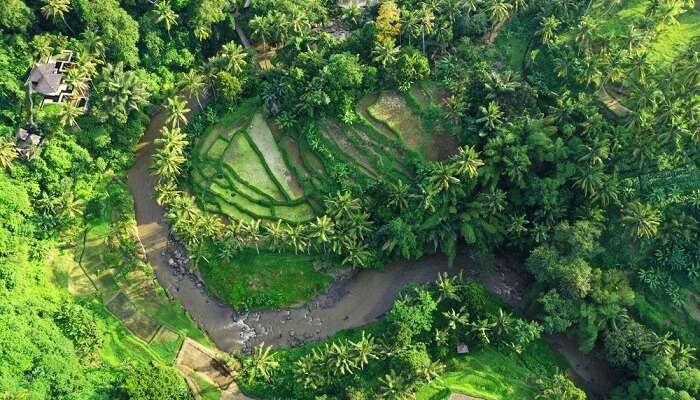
[1,0,699,398]
[240,275,558,399]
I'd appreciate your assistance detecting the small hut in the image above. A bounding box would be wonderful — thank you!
[15,123,44,159]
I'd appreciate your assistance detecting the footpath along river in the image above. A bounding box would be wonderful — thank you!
[127,101,615,399]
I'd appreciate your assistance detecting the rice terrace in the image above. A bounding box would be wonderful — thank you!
[1,0,699,400]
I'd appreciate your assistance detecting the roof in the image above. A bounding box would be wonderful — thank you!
[26,63,64,95]
[457,343,470,354]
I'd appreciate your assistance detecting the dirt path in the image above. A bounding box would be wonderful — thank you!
[128,102,615,400]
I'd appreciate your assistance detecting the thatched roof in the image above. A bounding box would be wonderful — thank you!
[26,63,64,96]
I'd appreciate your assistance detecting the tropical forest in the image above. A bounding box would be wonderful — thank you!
[1,0,699,399]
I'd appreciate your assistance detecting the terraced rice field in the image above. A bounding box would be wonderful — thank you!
[192,93,458,224]
[362,90,458,161]
[191,104,317,224]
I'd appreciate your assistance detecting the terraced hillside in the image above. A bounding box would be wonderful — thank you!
[191,103,321,224]
[192,90,458,224]
[360,90,458,161]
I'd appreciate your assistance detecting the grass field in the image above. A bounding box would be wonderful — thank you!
[248,113,305,199]
[222,132,285,201]
[589,0,699,67]
[49,245,208,367]
[199,248,333,310]
[633,286,700,350]
[192,373,222,400]
[416,340,567,400]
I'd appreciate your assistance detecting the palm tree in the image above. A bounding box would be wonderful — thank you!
[450,146,484,179]
[486,0,512,25]
[309,215,335,245]
[287,224,308,254]
[469,317,496,344]
[387,180,411,212]
[372,39,401,68]
[443,307,469,330]
[244,343,279,383]
[443,95,466,125]
[325,342,357,376]
[436,272,461,302]
[194,24,211,41]
[347,211,373,241]
[622,201,661,239]
[428,162,460,195]
[63,67,90,98]
[218,42,248,74]
[0,139,17,170]
[154,1,178,34]
[58,192,84,221]
[417,360,445,383]
[41,0,72,31]
[153,148,185,181]
[350,332,378,368]
[58,101,83,129]
[264,220,288,252]
[100,63,150,122]
[401,9,420,46]
[341,1,363,27]
[573,166,604,198]
[155,181,181,206]
[538,16,561,46]
[324,191,362,221]
[438,0,468,25]
[165,95,190,128]
[477,101,503,130]
[80,29,105,61]
[181,69,209,111]
[250,15,274,51]
[378,370,412,399]
[493,308,514,336]
[434,328,449,346]
[245,219,263,253]
[416,4,435,54]
[155,127,188,154]
[342,240,371,267]
[295,353,324,390]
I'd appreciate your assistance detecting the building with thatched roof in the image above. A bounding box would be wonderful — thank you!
[15,124,44,159]
[25,50,88,110]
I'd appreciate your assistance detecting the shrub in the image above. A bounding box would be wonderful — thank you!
[120,361,192,400]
